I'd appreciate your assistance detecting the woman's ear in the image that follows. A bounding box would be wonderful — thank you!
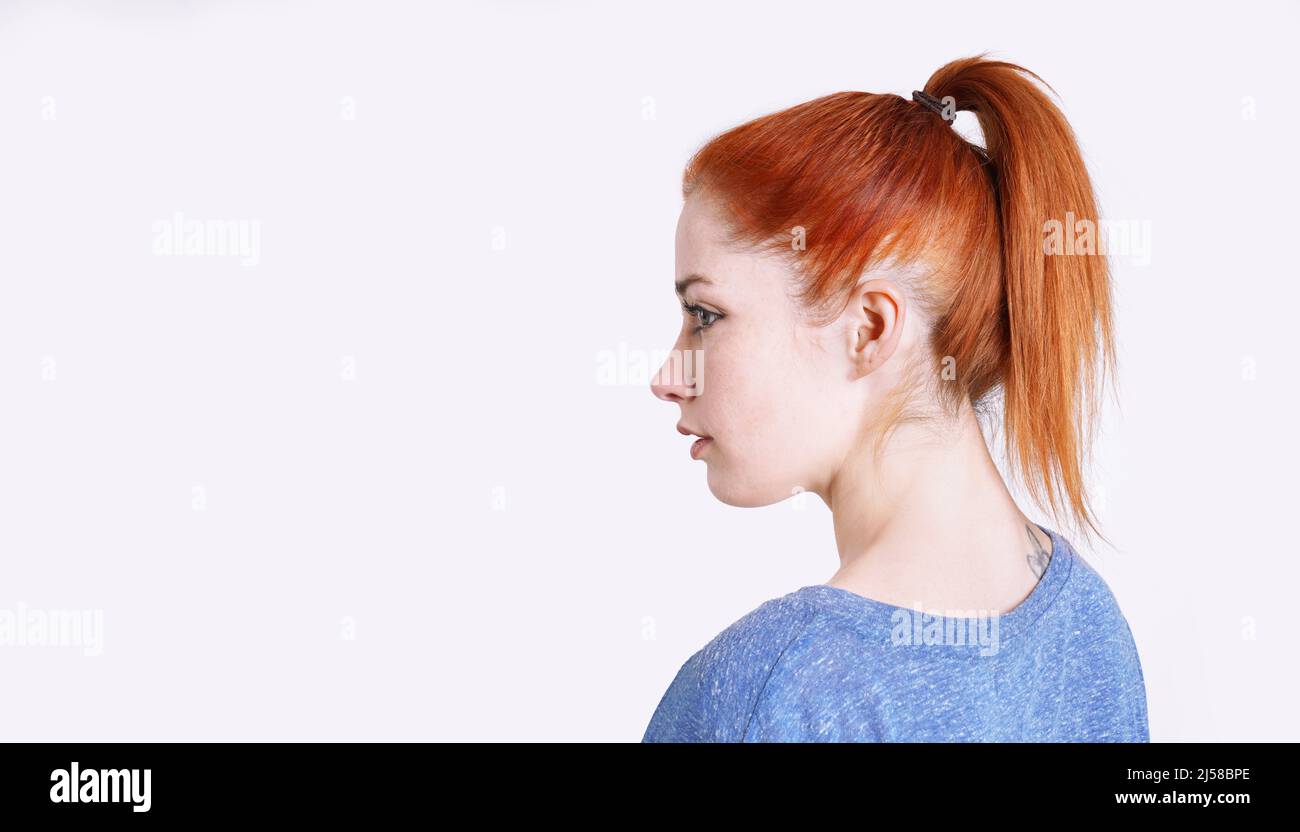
[847,278,905,378]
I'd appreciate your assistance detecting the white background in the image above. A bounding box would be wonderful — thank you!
[1,0,1296,741]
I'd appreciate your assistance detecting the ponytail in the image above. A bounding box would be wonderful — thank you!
[680,55,1117,544]
[922,57,1117,545]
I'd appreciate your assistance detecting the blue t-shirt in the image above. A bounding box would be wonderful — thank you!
[642,525,1149,742]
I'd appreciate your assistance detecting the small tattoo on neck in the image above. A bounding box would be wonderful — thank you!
[1025,524,1051,579]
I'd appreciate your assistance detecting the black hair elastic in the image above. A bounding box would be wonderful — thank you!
[912,90,955,124]
[913,90,993,166]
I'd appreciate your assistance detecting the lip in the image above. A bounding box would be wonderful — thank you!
[676,423,713,459]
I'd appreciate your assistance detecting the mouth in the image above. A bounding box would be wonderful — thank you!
[677,424,713,459]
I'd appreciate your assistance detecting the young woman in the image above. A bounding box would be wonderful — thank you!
[644,56,1149,742]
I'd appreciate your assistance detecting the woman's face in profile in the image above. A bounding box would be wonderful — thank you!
[651,193,870,508]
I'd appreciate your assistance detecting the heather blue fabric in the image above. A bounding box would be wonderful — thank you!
[642,525,1149,742]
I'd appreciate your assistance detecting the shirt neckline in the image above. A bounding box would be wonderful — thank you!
[791,522,1075,651]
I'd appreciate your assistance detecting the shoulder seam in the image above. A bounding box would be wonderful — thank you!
[1014,543,1076,638]
[738,597,818,742]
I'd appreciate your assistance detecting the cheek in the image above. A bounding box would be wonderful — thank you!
[704,332,809,456]
[731,335,849,466]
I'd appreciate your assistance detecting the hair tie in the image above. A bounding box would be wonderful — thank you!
[911,90,954,124]
[912,90,993,166]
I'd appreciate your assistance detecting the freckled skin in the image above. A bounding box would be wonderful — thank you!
[651,192,1058,615]
[651,193,885,508]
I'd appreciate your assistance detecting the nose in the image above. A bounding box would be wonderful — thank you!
[651,346,700,403]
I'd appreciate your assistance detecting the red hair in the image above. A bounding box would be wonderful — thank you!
[682,56,1116,545]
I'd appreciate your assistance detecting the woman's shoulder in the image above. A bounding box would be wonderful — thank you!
[1052,545,1143,652]
[1041,542,1150,740]
[694,590,821,674]
[641,590,821,742]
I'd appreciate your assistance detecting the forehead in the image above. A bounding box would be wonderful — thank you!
[672,196,806,325]
[674,194,747,290]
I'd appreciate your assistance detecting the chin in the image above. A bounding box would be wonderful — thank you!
[704,467,788,508]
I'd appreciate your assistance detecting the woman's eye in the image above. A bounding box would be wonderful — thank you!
[683,303,721,332]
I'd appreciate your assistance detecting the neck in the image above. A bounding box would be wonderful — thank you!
[819,401,1053,615]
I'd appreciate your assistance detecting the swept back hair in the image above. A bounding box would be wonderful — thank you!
[681,55,1117,546]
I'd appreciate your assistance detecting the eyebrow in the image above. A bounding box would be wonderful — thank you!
[675,273,713,298]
